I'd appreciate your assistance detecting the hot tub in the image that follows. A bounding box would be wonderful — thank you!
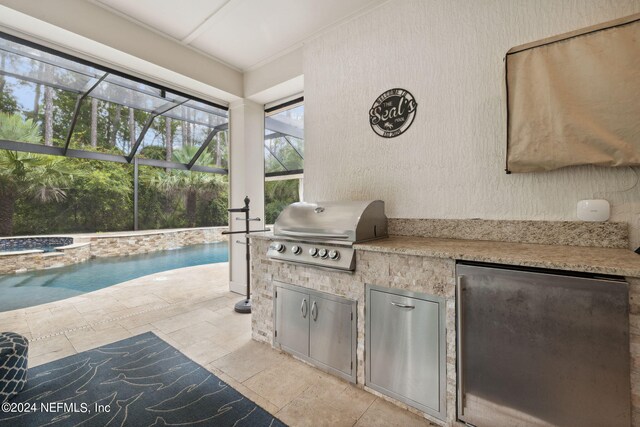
[0,237,73,253]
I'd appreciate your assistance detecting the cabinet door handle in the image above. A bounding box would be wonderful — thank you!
[390,301,415,309]
[311,301,318,321]
[301,298,308,318]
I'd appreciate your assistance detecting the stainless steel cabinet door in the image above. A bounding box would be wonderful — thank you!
[309,295,353,376]
[275,286,309,357]
[368,288,442,413]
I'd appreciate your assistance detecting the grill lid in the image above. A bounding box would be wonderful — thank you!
[273,200,387,243]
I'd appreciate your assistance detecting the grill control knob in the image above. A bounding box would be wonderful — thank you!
[292,245,302,255]
[329,250,340,260]
[319,249,328,258]
[274,243,285,253]
[309,248,319,257]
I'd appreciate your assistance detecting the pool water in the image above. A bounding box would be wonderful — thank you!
[0,242,228,312]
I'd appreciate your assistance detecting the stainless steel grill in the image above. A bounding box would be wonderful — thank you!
[267,200,387,271]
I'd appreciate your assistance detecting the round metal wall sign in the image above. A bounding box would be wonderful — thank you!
[369,88,418,138]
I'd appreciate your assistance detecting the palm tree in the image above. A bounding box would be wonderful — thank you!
[0,113,76,236]
[151,145,224,228]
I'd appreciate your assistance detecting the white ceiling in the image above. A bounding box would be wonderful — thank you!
[93,0,387,71]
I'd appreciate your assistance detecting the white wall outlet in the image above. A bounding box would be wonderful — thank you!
[577,199,610,222]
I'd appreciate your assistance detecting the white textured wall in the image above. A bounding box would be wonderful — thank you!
[304,0,640,247]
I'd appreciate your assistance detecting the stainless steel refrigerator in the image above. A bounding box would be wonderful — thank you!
[456,263,630,427]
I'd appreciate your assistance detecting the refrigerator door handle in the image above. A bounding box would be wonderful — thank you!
[457,274,465,416]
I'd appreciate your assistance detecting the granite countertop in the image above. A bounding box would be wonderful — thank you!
[355,236,640,277]
[250,232,640,277]
[248,232,275,241]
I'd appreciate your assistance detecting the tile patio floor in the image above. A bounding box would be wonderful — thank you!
[0,262,435,427]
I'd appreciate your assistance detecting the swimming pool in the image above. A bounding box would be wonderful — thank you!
[0,242,228,312]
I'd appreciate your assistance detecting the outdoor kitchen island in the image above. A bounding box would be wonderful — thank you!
[249,220,640,427]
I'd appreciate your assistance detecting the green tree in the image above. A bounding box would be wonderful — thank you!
[151,146,226,228]
[0,53,18,114]
[265,135,303,173]
[64,159,132,232]
[12,157,132,235]
[139,145,166,160]
[196,175,229,226]
[0,91,17,115]
[213,130,228,169]
[0,113,76,235]
[265,178,299,224]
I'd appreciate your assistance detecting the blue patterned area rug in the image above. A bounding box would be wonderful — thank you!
[0,332,286,426]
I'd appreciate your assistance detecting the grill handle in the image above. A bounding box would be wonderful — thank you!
[278,229,350,239]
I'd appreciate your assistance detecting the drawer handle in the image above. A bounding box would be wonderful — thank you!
[301,298,308,318]
[390,301,415,309]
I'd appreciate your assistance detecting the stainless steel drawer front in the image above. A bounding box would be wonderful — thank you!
[366,285,446,420]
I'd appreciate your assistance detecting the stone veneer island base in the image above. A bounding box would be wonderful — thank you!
[249,219,640,427]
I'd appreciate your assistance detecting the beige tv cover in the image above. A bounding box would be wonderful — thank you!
[506,14,640,173]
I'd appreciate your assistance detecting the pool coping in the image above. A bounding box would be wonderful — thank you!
[0,249,44,257]
[57,242,91,250]
[0,226,225,241]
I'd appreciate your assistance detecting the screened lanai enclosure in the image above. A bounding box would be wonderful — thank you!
[0,32,230,236]
[264,98,304,224]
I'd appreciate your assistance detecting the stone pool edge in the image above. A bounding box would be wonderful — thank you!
[0,227,228,274]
